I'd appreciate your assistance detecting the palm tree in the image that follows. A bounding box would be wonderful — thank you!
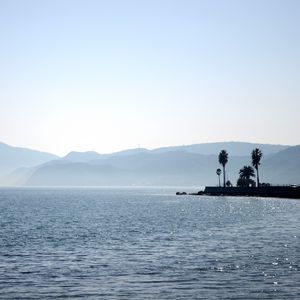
[237,165,255,187]
[252,148,263,187]
[239,165,255,180]
[218,150,228,187]
[216,168,222,187]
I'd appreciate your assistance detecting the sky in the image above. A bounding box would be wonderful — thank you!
[0,0,299,156]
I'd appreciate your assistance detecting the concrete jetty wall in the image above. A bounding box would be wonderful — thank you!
[204,186,300,199]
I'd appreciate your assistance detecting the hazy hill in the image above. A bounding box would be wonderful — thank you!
[24,145,300,187]
[152,142,288,156]
[25,151,239,186]
[0,142,58,177]
[60,142,287,163]
[62,148,149,162]
[261,145,300,184]
[63,151,103,162]
[2,141,299,187]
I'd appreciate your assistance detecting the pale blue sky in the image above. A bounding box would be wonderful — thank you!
[0,0,299,155]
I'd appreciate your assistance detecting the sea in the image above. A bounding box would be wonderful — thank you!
[0,187,299,299]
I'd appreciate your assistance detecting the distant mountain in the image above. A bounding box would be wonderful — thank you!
[24,145,300,187]
[62,148,149,162]
[25,151,229,186]
[59,142,287,164]
[261,145,300,185]
[0,142,58,178]
[2,141,299,187]
[63,151,103,162]
[153,141,288,156]
[61,142,287,163]
[24,162,125,186]
[105,147,150,158]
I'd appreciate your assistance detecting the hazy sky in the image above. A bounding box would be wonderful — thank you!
[0,0,299,155]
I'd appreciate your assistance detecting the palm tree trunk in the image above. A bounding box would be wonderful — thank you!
[256,167,260,187]
[223,165,225,187]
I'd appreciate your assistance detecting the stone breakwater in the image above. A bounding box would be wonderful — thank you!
[177,186,300,199]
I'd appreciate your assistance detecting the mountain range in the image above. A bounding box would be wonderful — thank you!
[0,142,58,177]
[0,141,299,187]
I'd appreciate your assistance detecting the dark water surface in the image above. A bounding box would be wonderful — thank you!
[0,187,299,299]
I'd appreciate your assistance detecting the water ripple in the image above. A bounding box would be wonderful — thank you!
[0,187,300,299]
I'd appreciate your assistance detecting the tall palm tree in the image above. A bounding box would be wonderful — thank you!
[216,168,222,187]
[218,150,228,187]
[252,148,263,187]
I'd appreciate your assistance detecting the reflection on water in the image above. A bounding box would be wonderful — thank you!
[0,188,299,299]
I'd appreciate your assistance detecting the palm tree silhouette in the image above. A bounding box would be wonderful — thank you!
[216,168,222,187]
[237,165,255,187]
[218,150,228,187]
[239,165,255,180]
[252,148,263,187]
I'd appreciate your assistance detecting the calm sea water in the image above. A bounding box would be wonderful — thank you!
[0,187,299,299]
